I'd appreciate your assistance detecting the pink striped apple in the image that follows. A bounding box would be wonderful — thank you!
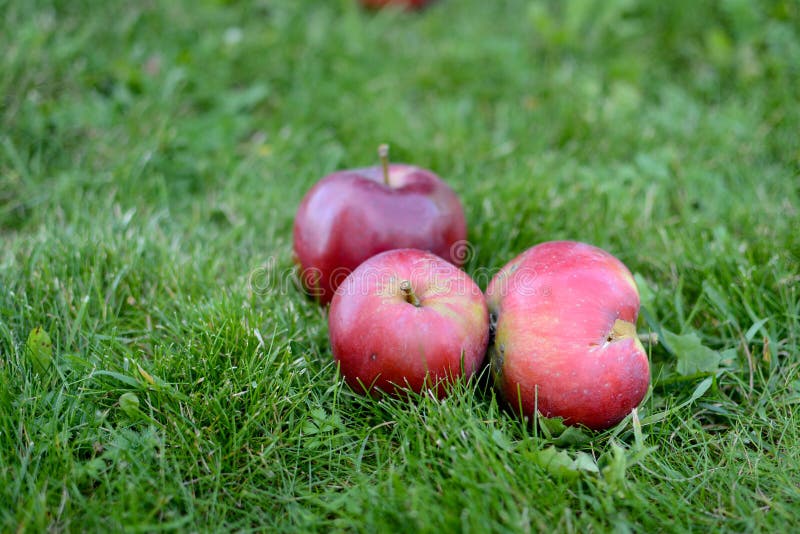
[329,248,488,397]
[293,145,466,305]
[486,241,650,430]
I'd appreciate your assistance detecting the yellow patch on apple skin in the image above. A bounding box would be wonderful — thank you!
[428,298,486,332]
[632,336,647,356]
[608,319,637,341]
[428,301,463,323]
[621,269,640,297]
[421,280,451,300]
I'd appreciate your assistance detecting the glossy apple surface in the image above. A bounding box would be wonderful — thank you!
[486,241,650,430]
[293,156,466,305]
[329,248,488,397]
[360,0,434,10]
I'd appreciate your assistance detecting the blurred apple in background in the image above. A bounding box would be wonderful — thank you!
[293,145,467,305]
[329,249,488,397]
[486,241,650,430]
[360,0,435,11]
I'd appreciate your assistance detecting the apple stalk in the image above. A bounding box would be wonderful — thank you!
[379,143,390,186]
[399,280,421,307]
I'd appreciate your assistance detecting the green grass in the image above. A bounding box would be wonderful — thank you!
[2,0,799,531]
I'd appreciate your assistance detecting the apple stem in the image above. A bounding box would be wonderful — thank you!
[378,143,390,186]
[399,280,421,307]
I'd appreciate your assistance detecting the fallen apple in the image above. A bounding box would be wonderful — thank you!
[360,0,435,11]
[486,241,650,430]
[293,145,467,304]
[329,248,488,397]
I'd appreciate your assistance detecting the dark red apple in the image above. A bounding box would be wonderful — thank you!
[486,241,650,430]
[329,248,488,397]
[360,0,435,11]
[293,145,467,304]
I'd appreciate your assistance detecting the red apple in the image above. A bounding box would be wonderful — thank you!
[360,0,435,11]
[486,241,650,430]
[293,145,467,304]
[329,248,488,397]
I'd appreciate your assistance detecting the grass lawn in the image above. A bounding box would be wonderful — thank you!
[2,0,799,531]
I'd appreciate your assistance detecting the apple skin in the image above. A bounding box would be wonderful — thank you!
[293,163,466,305]
[329,248,488,397]
[486,241,650,430]
[360,0,435,10]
